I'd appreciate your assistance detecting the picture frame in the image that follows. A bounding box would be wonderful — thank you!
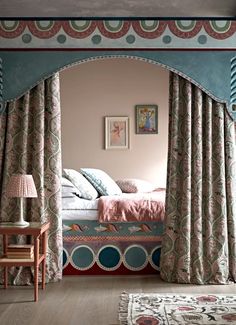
[105,116,129,149]
[135,104,158,134]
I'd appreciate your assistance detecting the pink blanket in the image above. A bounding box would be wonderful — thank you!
[98,189,165,222]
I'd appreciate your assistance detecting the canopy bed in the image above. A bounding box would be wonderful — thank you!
[0,18,235,284]
[62,169,165,274]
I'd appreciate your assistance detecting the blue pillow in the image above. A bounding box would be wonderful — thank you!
[80,168,122,196]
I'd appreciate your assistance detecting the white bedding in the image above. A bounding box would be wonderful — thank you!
[62,196,99,210]
[61,191,165,222]
[62,195,99,220]
[62,209,98,221]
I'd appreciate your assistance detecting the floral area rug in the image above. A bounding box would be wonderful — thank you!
[119,293,236,324]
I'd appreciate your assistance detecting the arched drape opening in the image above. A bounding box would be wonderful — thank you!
[0,73,62,285]
[160,72,236,284]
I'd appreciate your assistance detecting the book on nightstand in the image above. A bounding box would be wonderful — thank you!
[7,244,34,259]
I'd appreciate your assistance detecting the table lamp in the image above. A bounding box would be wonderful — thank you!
[6,174,38,227]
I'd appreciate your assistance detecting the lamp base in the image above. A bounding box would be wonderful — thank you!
[13,220,29,227]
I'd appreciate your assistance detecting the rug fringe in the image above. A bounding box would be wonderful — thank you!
[118,291,129,325]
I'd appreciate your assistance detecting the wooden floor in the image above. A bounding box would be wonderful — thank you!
[1,275,236,325]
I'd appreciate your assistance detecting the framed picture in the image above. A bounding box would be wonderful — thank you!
[135,104,158,134]
[105,116,129,149]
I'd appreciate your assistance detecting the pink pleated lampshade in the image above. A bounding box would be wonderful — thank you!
[6,174,38,198]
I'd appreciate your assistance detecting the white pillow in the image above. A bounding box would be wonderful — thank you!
[61,177,80,197]
[62,169,98,200]
[116,178,155,193]
[61,177,75,187]
[80,168,122,196]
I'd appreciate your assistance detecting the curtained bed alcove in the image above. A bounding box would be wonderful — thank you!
[0,52,235,285]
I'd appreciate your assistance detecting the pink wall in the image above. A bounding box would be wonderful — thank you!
[60,58,169,187]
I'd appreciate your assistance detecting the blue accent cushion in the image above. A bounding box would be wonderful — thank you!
[80,168,122,196]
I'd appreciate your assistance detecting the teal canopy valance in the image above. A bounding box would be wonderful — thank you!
[1,18,236,119]
[1,50,236,119]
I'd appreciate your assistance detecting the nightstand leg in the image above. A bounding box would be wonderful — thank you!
[34,236,39,302]
[3,235,8,288]
[42,231,47,290]
[4,267,8,289]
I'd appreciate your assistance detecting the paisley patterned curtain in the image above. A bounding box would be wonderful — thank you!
[0,73,62,285]
[160,72,236,284]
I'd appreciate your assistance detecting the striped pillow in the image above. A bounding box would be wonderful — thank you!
[80,168,122,196]
[63,169,99,200]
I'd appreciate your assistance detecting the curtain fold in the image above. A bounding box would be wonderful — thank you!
[160,72,236,284]
[0,74,62,285]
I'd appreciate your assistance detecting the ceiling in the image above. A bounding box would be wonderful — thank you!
[1,0,236,18]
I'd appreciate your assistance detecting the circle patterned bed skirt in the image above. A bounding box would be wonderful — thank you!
[63,243,161,275]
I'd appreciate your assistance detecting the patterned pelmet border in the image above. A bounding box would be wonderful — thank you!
[1,20,236,48]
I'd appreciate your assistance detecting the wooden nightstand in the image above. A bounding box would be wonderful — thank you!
[0,222,50,302]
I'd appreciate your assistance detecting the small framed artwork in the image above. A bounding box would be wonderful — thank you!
[105,116,129,149]
[135,104,158,134]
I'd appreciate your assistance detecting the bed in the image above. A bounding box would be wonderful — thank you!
[62,168,165,275]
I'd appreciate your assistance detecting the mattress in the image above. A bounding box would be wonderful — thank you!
[62,209,98,221]
[62,196,99,210]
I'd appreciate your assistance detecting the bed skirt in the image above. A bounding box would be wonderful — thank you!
[63,219,163,275]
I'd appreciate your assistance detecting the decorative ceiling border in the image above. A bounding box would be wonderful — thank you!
[1,19,236,49]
